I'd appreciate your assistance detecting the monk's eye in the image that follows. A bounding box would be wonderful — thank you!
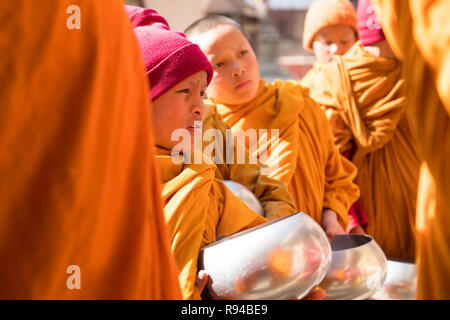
[240,50,248,56]
[200,90,206,97]
[177,88,190,95]
[214,62,224,69]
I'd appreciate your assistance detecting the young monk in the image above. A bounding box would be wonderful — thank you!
[306,0,421,261]
[0,0,181,299]
[185,16,360,240]
[133,20,269,300]
[372,0,450,300]
[127,5,297,220]
[300,0,358,88]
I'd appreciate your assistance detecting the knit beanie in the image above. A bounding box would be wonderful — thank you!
[125,5,169,28]
[303,0,358,51]
[357,0,386,46]
[133,23,214,101]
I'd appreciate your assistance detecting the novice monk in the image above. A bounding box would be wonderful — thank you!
[0,0,181,299]
[301,0,358,88]
[372,0,450,299]
[185,16,360,240]
[134,21,269,300]
[306,0,421,261]
[128,5,297,220]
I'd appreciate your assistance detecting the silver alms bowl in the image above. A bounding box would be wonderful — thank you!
[319,234,388,300]
[223,180,265,216]
[199,212,332,300]
[371,260,417,300]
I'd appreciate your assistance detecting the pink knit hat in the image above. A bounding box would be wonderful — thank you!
[133,23,214,101]
[357,0,385,45]
[125,5,169,28]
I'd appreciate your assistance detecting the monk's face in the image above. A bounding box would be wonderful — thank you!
[152,71,207,150]
[312,25,357,63]
[195,25,260,105]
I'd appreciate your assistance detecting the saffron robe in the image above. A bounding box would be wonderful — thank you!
[202,105,297,219]
[210,80,359,228]
[0,0,181,299]
[156,149,267,300]
[373,0,450,299]
[308,42,421,260]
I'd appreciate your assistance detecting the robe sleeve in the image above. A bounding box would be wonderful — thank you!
[312,95,360,228]
[310,58,406,160]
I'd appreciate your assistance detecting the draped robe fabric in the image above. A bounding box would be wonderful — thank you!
[155,148,267,300]
[0,0,181,299]
[209,80,359,227]
[202,105,297,220]
[372,0,450,299]
[308,42,421,260]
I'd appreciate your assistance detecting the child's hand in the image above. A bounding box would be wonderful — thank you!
[321,208,345,241]
[195,270,209,294]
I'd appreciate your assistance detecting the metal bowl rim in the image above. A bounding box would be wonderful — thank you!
[330,234,379,252]
[200,212,318,251]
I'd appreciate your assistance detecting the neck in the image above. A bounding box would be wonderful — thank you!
[363,39,396,59]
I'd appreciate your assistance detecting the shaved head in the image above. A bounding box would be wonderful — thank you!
[184,15,248,42]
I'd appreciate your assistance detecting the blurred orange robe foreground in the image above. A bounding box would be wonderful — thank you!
[308,43,421,260]
[210,80,359,227]
[155,148,267,300]
[373,0,450,299]
[0,0,181,299]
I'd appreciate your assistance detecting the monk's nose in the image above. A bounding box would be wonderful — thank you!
[192,100,206,119]
[232,62,245,78]
[329,43,338,55]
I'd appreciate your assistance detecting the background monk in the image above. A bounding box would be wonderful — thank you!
[372,0,450,299]
[128,5,297,220]
[0,0,181,299]
[185,16,360,240]
[300,0,358,89]
[306,0,421,261]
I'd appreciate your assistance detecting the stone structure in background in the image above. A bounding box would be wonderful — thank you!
[124,0,265,57]
[125,0,346,80]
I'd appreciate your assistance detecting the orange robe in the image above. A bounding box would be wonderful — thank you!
[300,61,324,89]
[373,0,450,299]
[308,42,421,260]
[155,148,267,300]
[202,105,297,219]
[0,0,181,299]
[210,80,359,228]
